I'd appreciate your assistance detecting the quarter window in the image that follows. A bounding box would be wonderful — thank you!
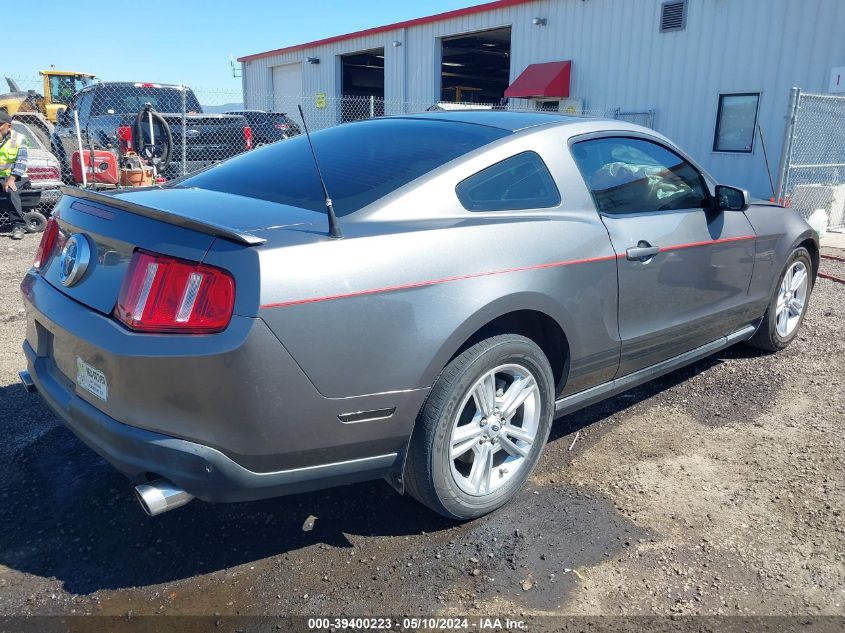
[456,152,560,211]
[713,93,759,153]
[570,137,708,214]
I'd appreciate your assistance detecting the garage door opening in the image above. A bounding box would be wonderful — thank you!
[341,48,385,121]
[440,27,511,104]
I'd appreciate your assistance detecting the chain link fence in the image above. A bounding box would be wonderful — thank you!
[1,74,655,232]
[776,89,845,232]
[612,108,655,129]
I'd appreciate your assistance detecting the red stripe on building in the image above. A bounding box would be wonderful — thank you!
[238,0,538,62]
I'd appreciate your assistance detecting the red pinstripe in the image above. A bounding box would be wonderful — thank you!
[659,234,755,252]
[260,235,756,309]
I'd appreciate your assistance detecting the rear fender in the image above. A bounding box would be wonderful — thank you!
[419,291,574,390]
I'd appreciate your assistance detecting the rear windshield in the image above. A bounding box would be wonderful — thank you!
[11,122,42,149]
[92,86,202,114]
[177,118,509,216]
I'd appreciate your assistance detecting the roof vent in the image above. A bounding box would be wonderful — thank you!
[660,1,687,32]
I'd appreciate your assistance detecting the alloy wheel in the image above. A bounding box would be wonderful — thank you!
[776,261,808,338]
[448,363,541,496]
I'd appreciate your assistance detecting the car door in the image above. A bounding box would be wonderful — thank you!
[570,134,756,376]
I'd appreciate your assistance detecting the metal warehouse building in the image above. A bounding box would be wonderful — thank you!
[239,0,845,198]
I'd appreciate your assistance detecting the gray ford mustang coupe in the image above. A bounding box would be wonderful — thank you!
[20,111,817,519]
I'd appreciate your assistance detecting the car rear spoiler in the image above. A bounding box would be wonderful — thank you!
[59,186,266,246]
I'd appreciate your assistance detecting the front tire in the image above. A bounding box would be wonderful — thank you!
[405,334,554,520]
[748,247,813,352]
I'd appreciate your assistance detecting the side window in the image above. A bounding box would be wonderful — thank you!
[570,137,708,214]
[50,76,75,106]
[456,151,560,212]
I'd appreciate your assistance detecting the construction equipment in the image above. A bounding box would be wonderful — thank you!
[0,70,96,146]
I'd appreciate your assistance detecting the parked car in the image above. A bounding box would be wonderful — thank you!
[20,111,817,519]
[225,110,301,145]
[50,82,252,181]
[12,120,62,209]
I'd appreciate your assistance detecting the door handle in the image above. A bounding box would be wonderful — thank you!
[626,242,661,261]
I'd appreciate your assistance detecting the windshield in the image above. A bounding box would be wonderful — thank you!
[178,118,509,216]
[92,86,202,115]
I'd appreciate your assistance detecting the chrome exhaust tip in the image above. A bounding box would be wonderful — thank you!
[18,370,36,393]
[134,479,194,516]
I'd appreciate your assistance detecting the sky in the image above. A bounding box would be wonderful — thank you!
[10,0,478,100]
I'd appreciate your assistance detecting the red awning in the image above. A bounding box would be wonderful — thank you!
[504,61,572,99]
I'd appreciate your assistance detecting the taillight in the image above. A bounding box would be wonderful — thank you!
[274,123,289,130]
[27,165,61,182]
[33,218,59,271]
[243,125,253,150]
[114,250,235,334]
[117,125,134,152]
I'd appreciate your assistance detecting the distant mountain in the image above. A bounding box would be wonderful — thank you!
[201,102,244,113]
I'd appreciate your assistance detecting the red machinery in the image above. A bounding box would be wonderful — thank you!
[71,150,119,186]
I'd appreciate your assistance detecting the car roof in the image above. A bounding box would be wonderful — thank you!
[390,109,582,132]
[94,81,183,89]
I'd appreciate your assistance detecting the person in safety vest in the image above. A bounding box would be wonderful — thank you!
[0,111,30,240]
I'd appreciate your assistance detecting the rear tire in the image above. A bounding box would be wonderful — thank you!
[747,247,813,352]
[405,334,554,520]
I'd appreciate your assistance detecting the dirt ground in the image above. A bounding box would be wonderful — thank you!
[0,230,843,621]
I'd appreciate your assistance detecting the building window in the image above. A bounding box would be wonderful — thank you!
[660,1,687,32]
[713,93,760,153]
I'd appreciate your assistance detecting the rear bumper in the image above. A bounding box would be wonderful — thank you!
[33,187,62,206]
[24,342,398,503]
[20,272,427,501]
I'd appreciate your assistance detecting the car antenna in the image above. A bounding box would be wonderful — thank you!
[297,104,342,239]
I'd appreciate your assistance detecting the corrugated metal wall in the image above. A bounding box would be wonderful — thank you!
[242,0,845,198]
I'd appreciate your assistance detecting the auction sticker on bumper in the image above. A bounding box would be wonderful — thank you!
[76,357,108,401]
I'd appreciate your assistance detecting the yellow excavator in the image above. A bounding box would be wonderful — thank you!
[0,69,96,145]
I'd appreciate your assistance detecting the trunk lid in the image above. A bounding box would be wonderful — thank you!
[40,187,325,316]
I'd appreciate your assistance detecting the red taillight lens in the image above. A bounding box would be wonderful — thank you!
[243,125,253,150]
[33,218,59,271]
[27,165,62,182]
[114,250,235,334]
[117,125,134,152]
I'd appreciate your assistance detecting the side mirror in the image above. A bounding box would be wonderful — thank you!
[715,185,749,212]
